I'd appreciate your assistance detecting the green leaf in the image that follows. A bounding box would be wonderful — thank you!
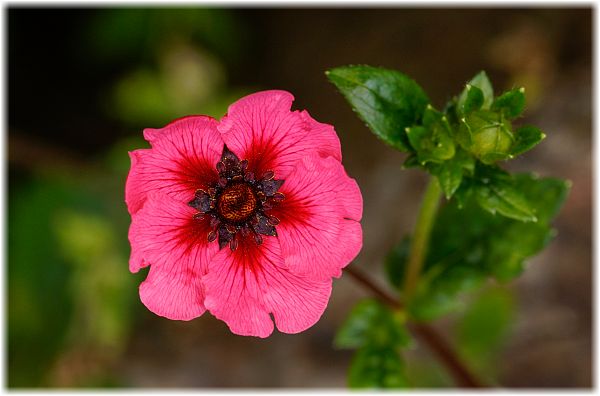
[335,299,411,349]
[492,87,526,118]
[512,174,571,223]
[408,173,569,319]
[511,125,546,156]
[428,149,475,199]
[422,104,443,127]
[348,346,409,388]
[473,165,537,222]
[402,154,421,169]
[458,71,494,110]
[327,65,430,151]
[458,84,484,115]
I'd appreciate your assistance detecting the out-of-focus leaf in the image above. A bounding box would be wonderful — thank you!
[408,173,569,320]
[335,299,411,349]
[492,87,526,119]
[8,177,83,387]
[336,299,412,388]
[402,154,421,169]
[327,65,430,151]
[385,237,411,290]
[53,210,135,352]
[422,104,443,127]
[348,346,410,388]
[511,125,546,156]
[456,287,515,371]
[410,264,486,320]
[86,9,243,64]
[112,68,172,125]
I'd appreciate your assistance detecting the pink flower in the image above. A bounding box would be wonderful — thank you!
[125,90,363,337]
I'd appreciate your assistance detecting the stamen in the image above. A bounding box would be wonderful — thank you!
[187,145,286,251]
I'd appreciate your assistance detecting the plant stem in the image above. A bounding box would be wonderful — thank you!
[344,266,402,310]
[402,176,442,302]
[344,265,485,388]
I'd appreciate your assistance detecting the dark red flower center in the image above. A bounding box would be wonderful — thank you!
[217,183,257,223]
[188,145,285,251]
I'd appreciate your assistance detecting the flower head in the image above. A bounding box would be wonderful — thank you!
[126,90,363,337]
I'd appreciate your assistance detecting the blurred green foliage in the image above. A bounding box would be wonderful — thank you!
[455,287,515,377]
[9,177,77,386]
[84,9,251,127]
[9,7,247,387]
[335,299,412,388]
[85,9,245,65]
[8,169,138,387]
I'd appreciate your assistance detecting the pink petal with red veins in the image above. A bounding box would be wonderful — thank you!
[203,235,332,338]
[125,116,223,215]
[217,90,342,179]
[269,154,363,280]
[129,191,218,320]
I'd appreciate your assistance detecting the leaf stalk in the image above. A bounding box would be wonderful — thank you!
[402,176,442,302]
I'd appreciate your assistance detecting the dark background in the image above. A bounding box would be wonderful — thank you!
[8,8,592,388]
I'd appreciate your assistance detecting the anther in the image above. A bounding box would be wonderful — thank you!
[230,236,238,251]
[207,231,217,242]
[262,170,275,180]
[226,224,237,234]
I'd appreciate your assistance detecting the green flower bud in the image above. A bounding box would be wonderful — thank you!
[458,110,514,164]
[407,119,455,165]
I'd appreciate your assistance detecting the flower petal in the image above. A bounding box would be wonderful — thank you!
[217,90,342,179]
[269,154,363,280]
[129,191,218,320]
[125,116,223,215]
[203,235,332,337]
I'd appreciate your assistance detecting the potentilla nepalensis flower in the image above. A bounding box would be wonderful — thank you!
[125,90,362,337]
